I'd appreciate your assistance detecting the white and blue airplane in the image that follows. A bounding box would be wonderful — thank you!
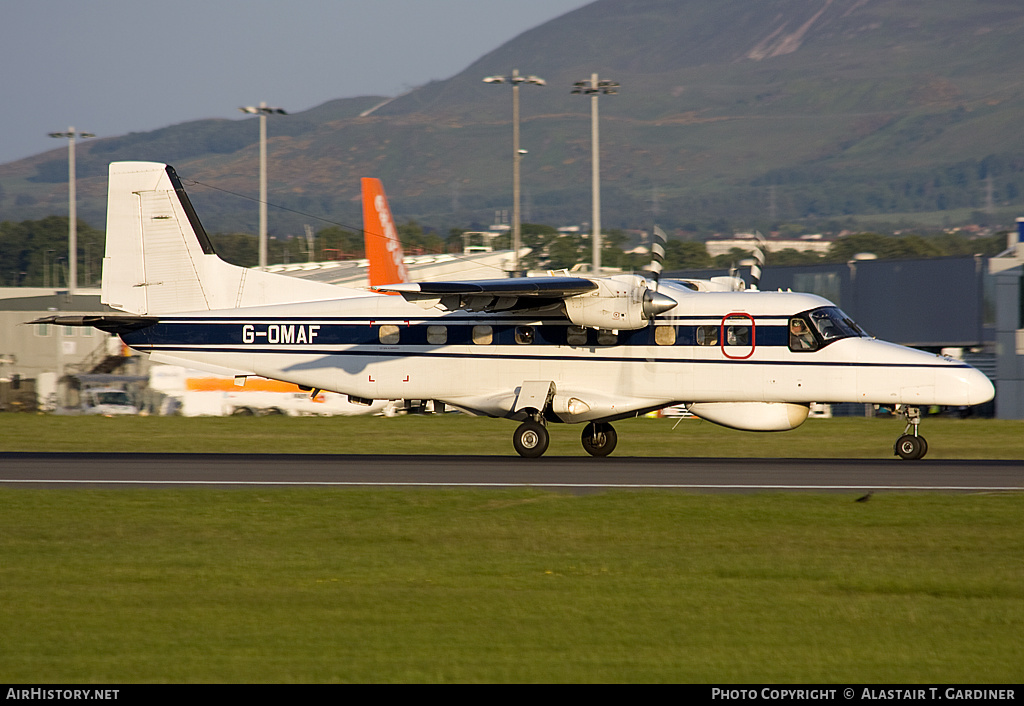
[39,161,994,459]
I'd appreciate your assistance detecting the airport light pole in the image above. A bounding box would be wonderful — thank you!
[571,74,618,275]
[47,127,95,295]
[483,70,545,276]
[239,102,287,269]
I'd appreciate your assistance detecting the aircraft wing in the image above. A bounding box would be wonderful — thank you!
[376,276,598,312]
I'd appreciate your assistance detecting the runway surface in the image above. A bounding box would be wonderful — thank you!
[1,453,1022,493]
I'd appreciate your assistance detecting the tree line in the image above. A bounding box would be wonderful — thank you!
[0,216,1012,288]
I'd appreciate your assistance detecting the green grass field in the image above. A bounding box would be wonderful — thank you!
[1,414,1022,683]
[0,490,1021,683]
[1,412,1023,458]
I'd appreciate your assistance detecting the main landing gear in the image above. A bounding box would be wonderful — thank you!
[512,420,549,458]
[511,417,619,458]
[893,405,928,460]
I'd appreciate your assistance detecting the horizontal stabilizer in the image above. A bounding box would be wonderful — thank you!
[27,314,157,334]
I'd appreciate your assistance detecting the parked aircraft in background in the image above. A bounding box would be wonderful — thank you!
[148,365,393,418]
[361,177,409,287]
[36,162,994,458]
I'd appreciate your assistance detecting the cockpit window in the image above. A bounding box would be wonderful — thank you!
[789,307,865,352]
[788,317,818,351]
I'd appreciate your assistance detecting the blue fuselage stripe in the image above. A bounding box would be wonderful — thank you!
[124,318,783,348]
[121,320,967,370]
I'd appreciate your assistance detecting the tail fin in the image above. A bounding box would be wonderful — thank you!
[361,177,409,286]
[102,162,359,314]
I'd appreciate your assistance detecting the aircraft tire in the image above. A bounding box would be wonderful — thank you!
[231,407,255,416]
[513,421,549,458]
[894,434,927,460]
[581,422,617,457]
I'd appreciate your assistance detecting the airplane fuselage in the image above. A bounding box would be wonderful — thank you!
[56,160,993,459]
[119,281,993,427]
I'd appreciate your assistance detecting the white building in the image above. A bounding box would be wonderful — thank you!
[990,218,1024,418]
[705,233,832,258]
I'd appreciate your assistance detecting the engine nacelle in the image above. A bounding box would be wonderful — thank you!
[564,275,675,330]
[688,402,810,431]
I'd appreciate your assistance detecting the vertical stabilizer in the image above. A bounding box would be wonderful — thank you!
[102,161,362,314]
[102,162,210,314]
[362,177,409,286]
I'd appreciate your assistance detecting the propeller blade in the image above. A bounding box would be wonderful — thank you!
[749,231,767,291]
[649,225,667,290]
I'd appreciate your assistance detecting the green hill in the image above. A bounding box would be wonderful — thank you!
[2,0,1024,236]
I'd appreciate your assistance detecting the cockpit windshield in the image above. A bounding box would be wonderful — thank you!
[808,307,864,340]
[788,307,866,352]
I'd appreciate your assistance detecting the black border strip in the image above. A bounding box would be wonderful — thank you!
[165,165,216,255]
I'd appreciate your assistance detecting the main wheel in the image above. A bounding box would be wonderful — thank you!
[581,422,617,457]
[513,421,549,458]
[894,434,927,460]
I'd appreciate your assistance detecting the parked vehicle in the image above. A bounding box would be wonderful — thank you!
[80,387,139,416]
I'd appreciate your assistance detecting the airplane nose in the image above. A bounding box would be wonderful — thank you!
[963,365,995,406]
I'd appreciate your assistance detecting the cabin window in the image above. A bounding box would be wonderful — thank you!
[721,313,755,360]
[788,317,818,352]
[378,325,400,345]
[654,326,676,346]
[472,325,493,345]
[427,326,447,345]
[35,323,51,337]
[725,325,749,347]
[515,326,535,344]
[597,330,618,346]
[696,325,718,346]
[566,326,588,346]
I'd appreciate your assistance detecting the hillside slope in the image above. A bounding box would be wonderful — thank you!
[2,0,1023,235]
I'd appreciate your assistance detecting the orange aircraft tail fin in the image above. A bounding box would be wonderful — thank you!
[362,177,409,286]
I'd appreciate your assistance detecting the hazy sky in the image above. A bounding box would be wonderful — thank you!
[0,0,593,165]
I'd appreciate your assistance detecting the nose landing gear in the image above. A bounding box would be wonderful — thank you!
[893,406,928,460]
[581,422,617,457]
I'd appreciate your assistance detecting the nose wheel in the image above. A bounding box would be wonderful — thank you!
[581,422,617,457]
[893,406,928,460]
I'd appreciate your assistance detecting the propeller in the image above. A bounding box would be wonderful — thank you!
[648,225,667,291]
[641,226,676,318]
[748,231,767,291]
